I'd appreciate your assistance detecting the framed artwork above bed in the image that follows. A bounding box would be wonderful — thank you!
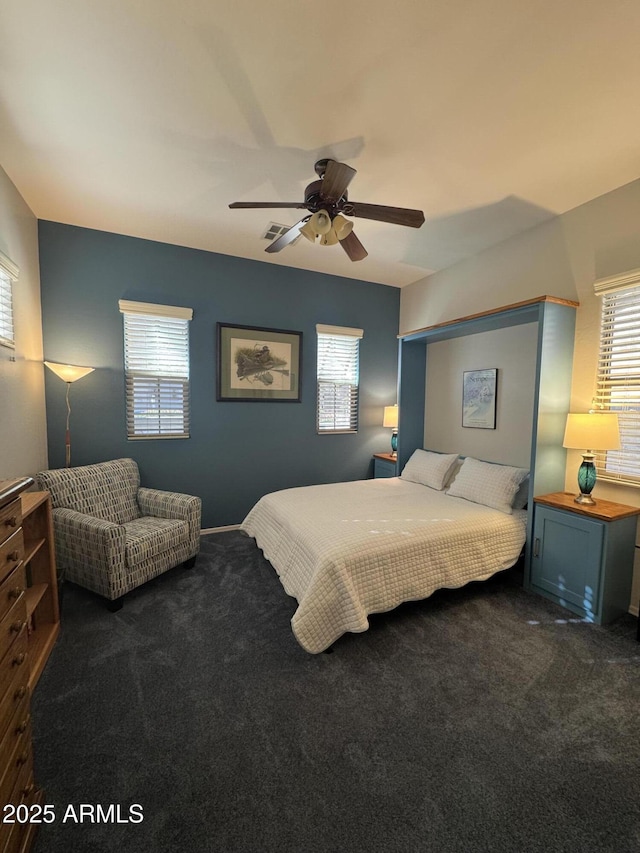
[462,368,497,429]
[216,323,302,402]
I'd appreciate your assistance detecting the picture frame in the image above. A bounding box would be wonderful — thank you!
[216,323,302,402]
[462,368,497,429]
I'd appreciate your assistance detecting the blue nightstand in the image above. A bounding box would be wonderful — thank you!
[531,492,640,624]
[373,453,398,478]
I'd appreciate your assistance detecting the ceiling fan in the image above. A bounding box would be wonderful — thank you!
[229,158,425,262]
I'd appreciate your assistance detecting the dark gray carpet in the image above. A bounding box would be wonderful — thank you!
[30,531,640,853]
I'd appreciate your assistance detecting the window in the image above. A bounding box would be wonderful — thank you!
[593,270,640,485]
[0,249,19,349]
[119,300,193,439]
[316,324,363,433]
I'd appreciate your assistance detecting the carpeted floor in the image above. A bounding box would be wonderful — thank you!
[29,530,640,853]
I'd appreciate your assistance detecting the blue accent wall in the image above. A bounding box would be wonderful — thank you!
[38,222,400,527]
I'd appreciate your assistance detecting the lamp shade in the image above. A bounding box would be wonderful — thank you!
[383,405,399,429]
[299,220,317,243]
[320,229,339,246]
[563,413,621,451]
[45,362,95,383]
[310,210,332,236]
[333,215,354,241]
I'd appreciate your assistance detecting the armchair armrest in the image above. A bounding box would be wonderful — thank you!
[137,487,198,519]
[137,488,202,557]
[52,508,126,598]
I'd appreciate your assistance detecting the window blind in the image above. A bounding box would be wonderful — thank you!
[316,324,363,433]
[593,273,640,485]
[0,250,19,349]
[119,300,193,439]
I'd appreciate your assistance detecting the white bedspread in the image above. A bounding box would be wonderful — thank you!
[241,478,527,653]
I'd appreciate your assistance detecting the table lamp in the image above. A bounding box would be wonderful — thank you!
[562,412,620,505]
[383,405,399,457]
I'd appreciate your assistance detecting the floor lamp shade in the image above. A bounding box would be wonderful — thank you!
[383,405,399,456]
[44,362,95,383]
[562,412,621,505]
[44,361,95,467]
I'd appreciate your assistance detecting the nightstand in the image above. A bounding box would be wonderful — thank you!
[373,453,398,478]
[530,492,640,624]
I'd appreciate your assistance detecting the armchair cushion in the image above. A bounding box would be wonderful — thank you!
[123,517,190,568]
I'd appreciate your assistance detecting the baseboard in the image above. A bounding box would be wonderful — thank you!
[200,524,241,534]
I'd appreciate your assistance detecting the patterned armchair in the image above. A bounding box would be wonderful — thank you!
[36,458,202,610]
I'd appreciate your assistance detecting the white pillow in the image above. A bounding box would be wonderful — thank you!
[446,457,529,514]
[400,450,460,491]
[512,476,530,510]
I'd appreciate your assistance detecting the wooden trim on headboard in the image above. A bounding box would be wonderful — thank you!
[398,295,580,339]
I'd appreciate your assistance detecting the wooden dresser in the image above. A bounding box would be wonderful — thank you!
[0,477,59,853]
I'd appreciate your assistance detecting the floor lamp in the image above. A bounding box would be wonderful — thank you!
[44,362,95,467]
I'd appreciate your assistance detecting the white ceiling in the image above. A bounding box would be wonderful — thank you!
[2,0,640,287]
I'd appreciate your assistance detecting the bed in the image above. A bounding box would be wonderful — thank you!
[241,452,529,653]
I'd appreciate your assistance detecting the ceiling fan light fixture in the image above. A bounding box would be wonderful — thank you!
[320,229,339,246]
[333,215,353,241]
[309,209,332,236]
[299,219,317,243]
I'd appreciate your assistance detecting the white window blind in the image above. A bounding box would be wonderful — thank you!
[119,300,193,439]
[593,271,640,485]
[316,324,363,433]
[0,250,19,349]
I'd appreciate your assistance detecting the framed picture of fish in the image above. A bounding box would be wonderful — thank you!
[216,323,302,402]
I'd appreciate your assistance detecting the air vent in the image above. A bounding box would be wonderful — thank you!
[262,222,291,241]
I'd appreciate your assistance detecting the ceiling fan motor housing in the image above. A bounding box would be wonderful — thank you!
[314,158,331,178]
[304,179,347,217]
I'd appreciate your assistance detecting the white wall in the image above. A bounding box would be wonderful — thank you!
[399,216,580,336]
[401,176,640,614]
[424,323,538,468]
[0,166,48,479]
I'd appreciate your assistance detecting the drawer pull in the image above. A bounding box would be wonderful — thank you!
[4,515,18,528]
[7,550,20,562]
[11,620,26,634]
[8,586,24,600]
[12,652,26,667]
[16,751,30,768]
[15,716,30,735]
[14,685,27,701]
[22,783,34,797]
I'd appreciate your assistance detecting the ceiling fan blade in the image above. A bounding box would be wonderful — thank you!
[345,202,425,228]
[229,201,307,209]
[339,230,368,262]
[264,218,308,253]
[320,160,357,202]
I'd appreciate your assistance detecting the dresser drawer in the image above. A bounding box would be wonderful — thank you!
[0,563,26,625]
[0,684,29,747]
[0,498,21,547]
[0,625,28,706]
[0,704,32,810]
[0,757,39,853]
[0,597,27,686]
[0,529,23,587]
[0,663,29,745]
